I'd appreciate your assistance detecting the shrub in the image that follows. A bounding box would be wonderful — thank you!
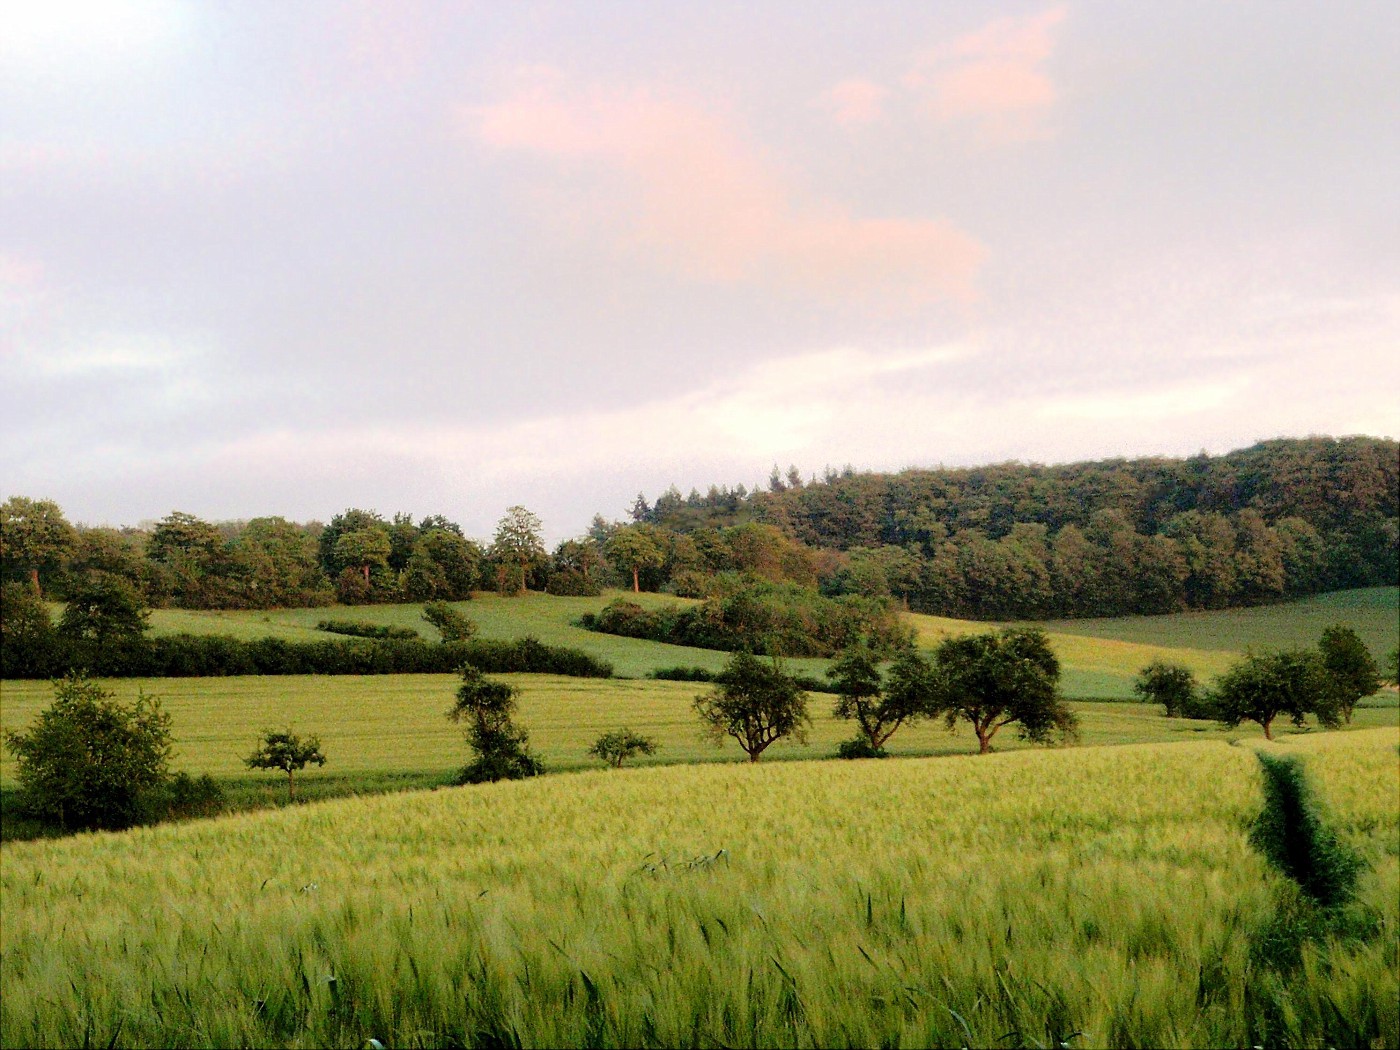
[588,728,659,768]
[3,674,172,831]
[448,664,543,783]
[545,569,601,597]
[835,737,888,759]
[146,771,225,822]
[421,601,478,642]
[316,619,419,640]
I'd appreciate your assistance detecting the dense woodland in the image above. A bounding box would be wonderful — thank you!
[1,437,1395,625]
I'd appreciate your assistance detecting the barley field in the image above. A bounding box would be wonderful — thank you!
[2,729,1396,1048]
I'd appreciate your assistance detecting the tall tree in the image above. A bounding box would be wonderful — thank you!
[0,496,77,595]
[491,506,545,596]
[1212,648,1341,740]
[828,643,934,755]
[606,525,665,593]
[693,651,810,762]
[1317,625,1380,723]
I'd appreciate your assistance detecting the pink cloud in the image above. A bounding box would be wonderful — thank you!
[905,5,1068,142]
[818,78,890,127]
[467,68,984,306]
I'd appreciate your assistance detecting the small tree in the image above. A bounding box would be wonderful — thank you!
[421,600,478,642]
[828,643,934,756]
[588,728,659,768]
[448,663,543,783]
[693,651,810,762]
[3,674,172,831]
[244,729,327,800]
[1133,660,1200,717]
[1213,648,1341,740]
[1317,625,1380,723]
[932,627,1078,754]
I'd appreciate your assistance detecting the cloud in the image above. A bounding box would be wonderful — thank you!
[904,5,1068,143]
[465,68,984,307]
[818,78,890,127]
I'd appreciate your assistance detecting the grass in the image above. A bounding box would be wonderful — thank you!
[1,728,1395,1048]
[138,586,1400,700]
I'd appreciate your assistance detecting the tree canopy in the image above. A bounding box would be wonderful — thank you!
[693,651,810,762]
[1212,648,1341,740]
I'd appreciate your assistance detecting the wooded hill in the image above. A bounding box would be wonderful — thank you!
[623,436,1397,619]
[1,436,1395,622]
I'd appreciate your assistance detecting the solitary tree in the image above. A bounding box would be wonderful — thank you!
[1133,660,1200,718]
[491,506,545,596]
[448,663,543,782]
[932,627,1078,754]
[0,496,77,595]
[1213,648,1341,740]
[606,525,665,593]
[827,643,935,757]
[244,729,327,800]
[693,651,810,762]
[4,675,172,830]
[588,728,659,768]
[1317,625,1379,723]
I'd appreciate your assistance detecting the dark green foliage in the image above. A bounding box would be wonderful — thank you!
[582,580,908,657]
[448,664,543,783]
[1133,660,1200,717]
[0,581,63,677]
[421,600,478,642]
[315,618,419,640]
[648,665,842,693]
[0,631,612,679]
[58,574,149,644]
[3,675,172,831]
[834,737,888,759]
[588,728,659,767]
[1317,624,1380,721]
[693,651,810,761]
[544,568,601,596]
[932,627,1078,754]
[146,771,225,822]
[1249,753,1362,910]
[245,729,328,799]
[1212,648,1341,740]
[827,643,931,751]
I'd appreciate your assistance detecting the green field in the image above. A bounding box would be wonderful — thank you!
[136,586,1400,700]
[2,729,1395,1048]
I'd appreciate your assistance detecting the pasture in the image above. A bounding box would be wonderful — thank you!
[1,729,1395,1048]
[136,586,1400,699]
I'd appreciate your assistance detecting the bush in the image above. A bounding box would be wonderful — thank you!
[421,601,478,642]
[145,771,225,822]
[3,675,173,831]
[545,569,601,597]
[582,581,908,658]
[835,737,888,759]
[316,619,419,640]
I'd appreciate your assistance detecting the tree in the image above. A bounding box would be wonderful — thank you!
[1133,660,1200,718]
[827,643,933,756]
[1316,625,1380,723]
[932,627,1078,754]
[1385,646,1399,687]
[1212,648,1341,740]
[244,729,327,800]
[3,674,172,830]
[335,528,392,587]
[693,651,810,762]
[57,574,149,646]
[588,728,659,768]
[421,600,478,642]
[606,525,665,593]
[0,496,77,595]
[490,506,545,596]
[448,663,543,782]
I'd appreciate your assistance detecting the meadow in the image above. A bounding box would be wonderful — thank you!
[1,728,1395,1048]
[136,585,1400,699]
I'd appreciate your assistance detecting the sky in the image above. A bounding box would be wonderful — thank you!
[2,0,1397,543]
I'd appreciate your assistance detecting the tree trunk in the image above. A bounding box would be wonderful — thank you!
[976,724,992,754]
[362,564,370,584]
[288,769,296,799]
[29,567,41,596]
[1261,718,1273,741]
[632,566,640,593]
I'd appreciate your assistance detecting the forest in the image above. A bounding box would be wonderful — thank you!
[1,436,1395,625]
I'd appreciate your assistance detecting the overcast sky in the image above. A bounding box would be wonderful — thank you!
[2,1,1397,543]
